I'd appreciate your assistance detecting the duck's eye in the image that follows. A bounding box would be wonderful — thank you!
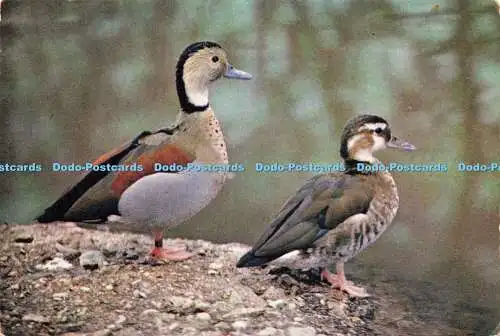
[374,128,383,134]
[211,56,219,63]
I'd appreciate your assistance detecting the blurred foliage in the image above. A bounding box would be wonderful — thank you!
[0,0,499,333]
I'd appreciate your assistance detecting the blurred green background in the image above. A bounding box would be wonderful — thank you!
[0,0,499,334]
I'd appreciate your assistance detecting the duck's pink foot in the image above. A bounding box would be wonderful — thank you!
[151,231,193,262]
[150,246,194,261]
[160,245,187,254]
[321,269,352,287]
[321,264,370,298]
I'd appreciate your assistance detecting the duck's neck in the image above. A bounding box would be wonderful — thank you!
[343,156,381,175]
[351,149,377,163]
[176,66,209,113]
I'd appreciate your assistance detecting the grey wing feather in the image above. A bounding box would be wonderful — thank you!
[250,173,374,260]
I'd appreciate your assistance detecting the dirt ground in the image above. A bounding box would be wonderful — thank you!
[0,223,475,336]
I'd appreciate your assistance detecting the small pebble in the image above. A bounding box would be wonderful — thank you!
[232,320,248,330]
[9,283,20,290]
[133,290,147,298]
[150,300,162,309]
[106,324,118,331]
[141,309,159,316]
[35,257,73,271]
[122,248,139,260]
[79,250,105,270]
[22,313,49,323]
[53,292,69,300]
[208,262,224,270]
[55,244,80,259]
[286,326,316,336]
[168,322,180,331]
[195,312,211,321]
[115,315,126,325]
[168,296,194,311]
[268,299,287,309]
[214,321,231,331]
[194,301,211,311]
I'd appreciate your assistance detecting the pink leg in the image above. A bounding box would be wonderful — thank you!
[150,231,193,261]
[321,262,370,298]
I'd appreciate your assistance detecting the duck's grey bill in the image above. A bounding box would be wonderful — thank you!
[387,136,416,151]
[224,64,252,80]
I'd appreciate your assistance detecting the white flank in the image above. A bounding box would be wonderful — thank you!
[107,215,123,222]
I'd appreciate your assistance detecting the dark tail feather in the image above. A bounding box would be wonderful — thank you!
[34,169,109,223]
[236,250,276,268]
[36,209,63,223]
[35,131,152,223]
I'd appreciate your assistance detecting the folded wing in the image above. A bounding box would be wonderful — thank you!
[36,128,195,223]
[237,173,375,267]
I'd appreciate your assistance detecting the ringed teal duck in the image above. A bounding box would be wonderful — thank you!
[237,114,415,297]
[37,41,252,261]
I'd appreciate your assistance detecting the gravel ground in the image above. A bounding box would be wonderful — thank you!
[0,223,470,336]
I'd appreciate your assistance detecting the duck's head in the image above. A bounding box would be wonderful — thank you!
[340,114,416,163]
[176,41,252,113]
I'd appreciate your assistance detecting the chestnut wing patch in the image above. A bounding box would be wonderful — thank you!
[110,143,195,195]
[36,128,191,223]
